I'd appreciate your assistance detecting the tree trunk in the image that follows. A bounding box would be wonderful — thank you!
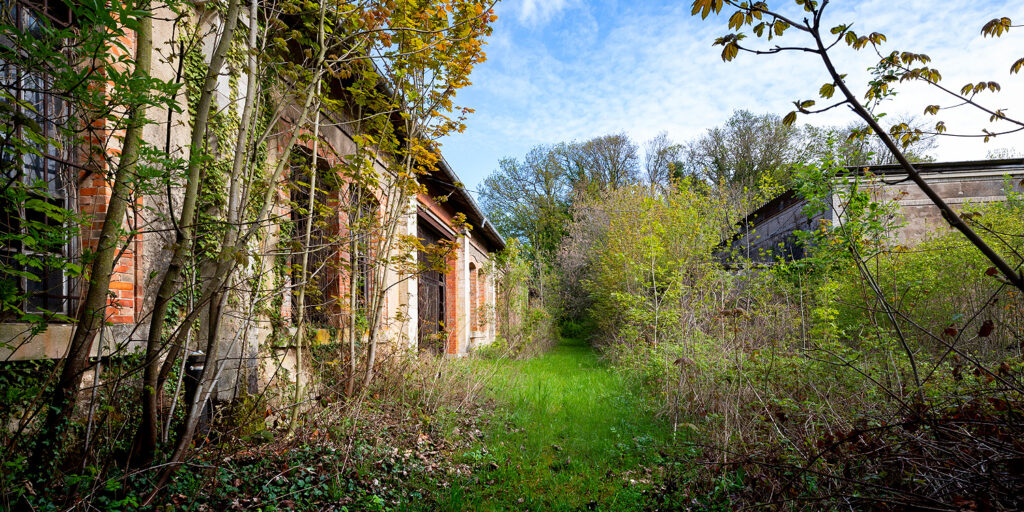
[141,6,329,502]
[347,231,358,396]
[133,0,242,466]
[362,152,418,389]
[287,76,321,435]
[33,4,154,469]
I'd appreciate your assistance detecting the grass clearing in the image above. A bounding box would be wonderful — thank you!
[429,337,673,511]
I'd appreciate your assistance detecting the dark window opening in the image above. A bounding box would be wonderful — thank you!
[417,219,447,354]
[289,152,335,327]
[1,1,73,320]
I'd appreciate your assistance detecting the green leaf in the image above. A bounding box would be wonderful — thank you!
[819,83,835,99]
[782,111,797,126]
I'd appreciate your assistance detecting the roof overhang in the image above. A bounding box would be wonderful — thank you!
[419,156,506,252]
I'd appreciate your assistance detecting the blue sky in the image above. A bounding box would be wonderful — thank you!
[439,0,1024,192]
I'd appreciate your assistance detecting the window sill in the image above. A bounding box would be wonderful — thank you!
[0,323,145,361]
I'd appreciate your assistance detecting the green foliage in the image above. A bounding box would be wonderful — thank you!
[573,182,733,348]
[558,131,1024,508]
[480,134,647,265]
[487,239,556,358]
[0,359,57,439]
[680,109,805,187]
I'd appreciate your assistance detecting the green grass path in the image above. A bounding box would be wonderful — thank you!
[438,338,671,511]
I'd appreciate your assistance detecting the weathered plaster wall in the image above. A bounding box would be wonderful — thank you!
[735,163,1024,265]
[4,6,505,410]
[732,194,830,263]
[865,172,1024,244]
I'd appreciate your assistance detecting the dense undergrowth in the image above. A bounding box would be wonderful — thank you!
[146,336,678,512]
[1,335,683,511]
[1,351,493,511]
[556,161,1024,509]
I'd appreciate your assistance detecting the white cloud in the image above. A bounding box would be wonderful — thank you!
[442,0,1024,189]
[514,0,576,25]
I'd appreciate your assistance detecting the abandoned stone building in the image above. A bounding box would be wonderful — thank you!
[727,158,1024,264]
[0,1,503,404]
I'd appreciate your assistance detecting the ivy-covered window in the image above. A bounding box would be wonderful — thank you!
[0,0,74,319]
[289,151,335,327]
[349,186,377,310]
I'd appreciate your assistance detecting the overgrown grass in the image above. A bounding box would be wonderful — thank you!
[4,339,677,511]
[430,337,673,511]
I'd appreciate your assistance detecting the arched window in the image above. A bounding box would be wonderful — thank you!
[289,150,335,327]
[469,262,478,332]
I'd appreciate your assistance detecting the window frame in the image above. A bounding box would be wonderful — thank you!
[1,0,76,319]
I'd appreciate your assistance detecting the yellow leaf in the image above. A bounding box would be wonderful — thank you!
[728,11,745,30]
[721,42,739,61]
[981,17,1012,37]
[691,0,723,19]
[1012,57,1024,74]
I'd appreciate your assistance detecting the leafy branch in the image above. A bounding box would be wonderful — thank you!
[690,0,1024,292]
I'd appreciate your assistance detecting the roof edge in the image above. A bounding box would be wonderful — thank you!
[432,155,506,252]
[846,157,1024,175]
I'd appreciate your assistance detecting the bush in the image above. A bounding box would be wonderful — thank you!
[557,162,1024,508]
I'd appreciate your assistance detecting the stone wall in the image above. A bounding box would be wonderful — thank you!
[862,170,1024,244]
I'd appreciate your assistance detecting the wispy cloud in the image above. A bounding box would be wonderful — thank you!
[513,0,576,25]
[443,0,1024,190]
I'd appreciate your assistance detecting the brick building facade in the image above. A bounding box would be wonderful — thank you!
[1,3,504,399]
